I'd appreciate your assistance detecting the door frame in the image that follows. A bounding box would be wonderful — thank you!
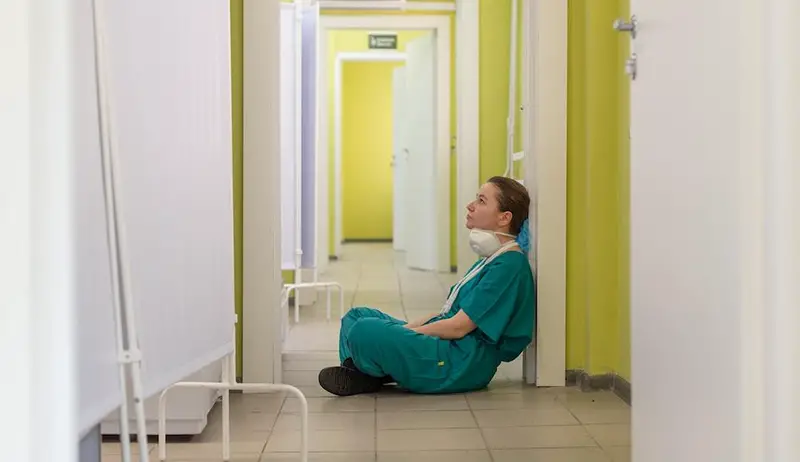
[318,14,452,273]
[521,0,568,386]
[333,51,407,256]
[454,0,480,275]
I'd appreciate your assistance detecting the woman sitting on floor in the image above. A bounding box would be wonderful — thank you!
[318,176,536,396]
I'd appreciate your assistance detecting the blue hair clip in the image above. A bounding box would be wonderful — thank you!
[516,218,531,254]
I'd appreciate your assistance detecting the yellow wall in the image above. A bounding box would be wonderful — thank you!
[341,61,402,240]
[565,0,631,380]
[478,0,525,181]
[230,0,243,377]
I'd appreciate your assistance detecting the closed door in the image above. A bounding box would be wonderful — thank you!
[392,66,408,251]
[626,1,755,460]
[403,32,438,271]
[341,61,398,241]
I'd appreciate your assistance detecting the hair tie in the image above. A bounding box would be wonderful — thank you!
[516,218,531,255]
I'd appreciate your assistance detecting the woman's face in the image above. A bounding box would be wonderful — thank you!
[465,183,510,231]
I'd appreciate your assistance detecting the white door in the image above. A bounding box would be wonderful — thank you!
[403,33,438,271]
[391,66,407,251]
[625,1,780,460]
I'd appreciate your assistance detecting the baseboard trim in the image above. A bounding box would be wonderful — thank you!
[565,369,632,406]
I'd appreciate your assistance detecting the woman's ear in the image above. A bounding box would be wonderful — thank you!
[498,211,513,229]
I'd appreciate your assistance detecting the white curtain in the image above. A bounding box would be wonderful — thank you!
[280,4,300,270]
[92,0,235,400]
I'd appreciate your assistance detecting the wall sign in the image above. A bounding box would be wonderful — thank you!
[368,34,398,50]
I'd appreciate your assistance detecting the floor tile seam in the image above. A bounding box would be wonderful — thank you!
[476,422,596,429]
[487,446,612,454]
[374,396,379,459]
[375,423,480,430]
[258,408,283,455]
[393,267,408,319]
[465,393,495,462]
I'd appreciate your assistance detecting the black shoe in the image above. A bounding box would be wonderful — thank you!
[343,358,395,385]
[318,365,384,397]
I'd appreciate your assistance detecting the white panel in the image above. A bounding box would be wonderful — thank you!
[300,3,319,268]
[28,1,78,457]
[74,0,122,435]
[392,66,408,251]
[102,0,234,399]
[315,25,330,276]
[243,0,282,384]
[455,0,481,275]
[524,0,567,387]
[404,33,438,271]
[0,0,32,457]
[628,0,755,460]
[280,5,299,270]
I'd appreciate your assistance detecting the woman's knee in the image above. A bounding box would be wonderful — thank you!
[347,317,390,348]
[340,307,367,330]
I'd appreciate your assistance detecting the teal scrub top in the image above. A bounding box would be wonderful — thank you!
[429,250,536,362]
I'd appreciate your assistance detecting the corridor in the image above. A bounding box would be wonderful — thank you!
[104,244,631,462]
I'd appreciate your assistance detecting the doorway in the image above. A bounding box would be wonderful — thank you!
[334,52,407,244]
[320,16,452,274]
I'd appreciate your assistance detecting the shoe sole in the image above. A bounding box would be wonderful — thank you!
[318,366,383,397]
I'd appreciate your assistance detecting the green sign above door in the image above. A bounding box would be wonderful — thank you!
[368,34,398,50]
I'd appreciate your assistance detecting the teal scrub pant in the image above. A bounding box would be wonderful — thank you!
[339,307,500,394]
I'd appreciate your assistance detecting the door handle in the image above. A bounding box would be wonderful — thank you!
[613,15,638,39]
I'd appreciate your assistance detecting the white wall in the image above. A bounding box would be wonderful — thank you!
[1,1,34,459]
[1,1,76,460]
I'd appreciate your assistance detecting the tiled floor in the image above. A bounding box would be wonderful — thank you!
[102,244,631,462]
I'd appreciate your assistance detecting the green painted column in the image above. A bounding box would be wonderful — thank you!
[230,0,244,378]
[614,0,632,381]
[583,0,626,376]
[565,0,589,372]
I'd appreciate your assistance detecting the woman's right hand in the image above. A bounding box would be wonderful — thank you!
[406,313,436,329]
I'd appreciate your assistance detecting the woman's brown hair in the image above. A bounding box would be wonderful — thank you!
[487,176,530,235]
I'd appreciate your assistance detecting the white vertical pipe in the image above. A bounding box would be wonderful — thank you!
[504,0,518,177]
[89,0,133,459]
[90,1,149,459]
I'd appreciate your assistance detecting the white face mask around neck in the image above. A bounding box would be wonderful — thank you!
[468,229,517,258]
[440,234,518,315]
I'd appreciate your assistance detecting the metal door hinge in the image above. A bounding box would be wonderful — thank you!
[613,15,638,39]
[625,53,638,80]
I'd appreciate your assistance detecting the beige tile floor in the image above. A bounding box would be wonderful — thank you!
[102,244,631,462]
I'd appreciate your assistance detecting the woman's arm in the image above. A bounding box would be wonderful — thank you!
[405,313,436,329]
[411,311,477,340]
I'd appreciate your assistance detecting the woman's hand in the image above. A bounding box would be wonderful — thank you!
[406,313,436,329]
[410,311,477,340]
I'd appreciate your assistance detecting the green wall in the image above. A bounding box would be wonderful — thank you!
[230,0,243,377]
[478,0,524,181]
[565,0,631,380]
